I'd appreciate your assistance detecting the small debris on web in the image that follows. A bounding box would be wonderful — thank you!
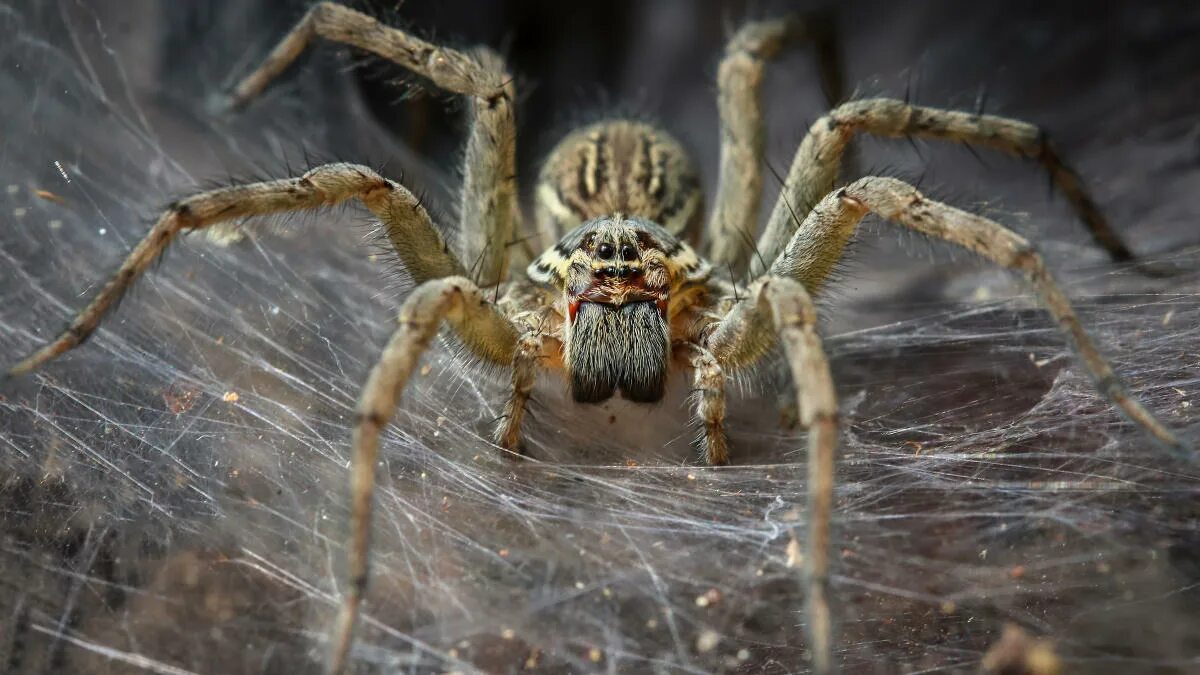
[696,628,721,652]
[163,383,202,414]
[694,588,721,607]
[35,189,66,204]
[786,533,804,568]
[980,624,1061,675]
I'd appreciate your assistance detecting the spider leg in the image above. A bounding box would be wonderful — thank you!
[707,15,845,274]
[332,276,518,675]
[751,98,1137,279]
[678,343,730,465]
[707,18,796,271]
[705,276,839,674]
[7,163,463,377]
[228,1,518,285]
[780,176,1194,460]
[493,331,542,454]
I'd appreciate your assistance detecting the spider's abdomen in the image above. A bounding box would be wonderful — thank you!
[535,120,702,241]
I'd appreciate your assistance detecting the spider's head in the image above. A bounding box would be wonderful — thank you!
[528,216,709,404]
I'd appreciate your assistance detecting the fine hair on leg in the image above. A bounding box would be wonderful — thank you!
[330,276,518,674]
[704,276,839,674]
[680,343,730,465]
[751,98,1138,278]
[8,163,462,377]
[493,331,542,454]
[227,1,519,285]
[779,175,1193,460]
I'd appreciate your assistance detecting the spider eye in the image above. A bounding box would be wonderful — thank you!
[596,242,615,259]
[619,244,637,261]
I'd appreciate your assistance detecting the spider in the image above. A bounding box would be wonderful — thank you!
[7,4,1194,673]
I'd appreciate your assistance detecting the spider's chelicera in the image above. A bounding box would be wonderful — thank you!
[8,4,1194,674]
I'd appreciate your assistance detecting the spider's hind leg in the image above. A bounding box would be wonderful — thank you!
[752,98,1140,278]
[227,1,519,286]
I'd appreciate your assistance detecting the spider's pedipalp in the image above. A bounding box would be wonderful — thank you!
[228,1,518,285]
[680,343,730,465]
[333,276,518,675]
[751,98,1139,279]
[8,163,462,378]
[494,331,543,453]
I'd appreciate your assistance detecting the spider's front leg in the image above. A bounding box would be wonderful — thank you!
[226,1,519,283]
[333,276,518,674]
[7,163,462,377]
[774,176,1193,460]
[704,276,839,675]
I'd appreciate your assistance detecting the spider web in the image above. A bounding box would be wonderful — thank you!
[2,2,1198,674]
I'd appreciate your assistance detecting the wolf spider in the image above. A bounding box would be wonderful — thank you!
[8,3,1194,673]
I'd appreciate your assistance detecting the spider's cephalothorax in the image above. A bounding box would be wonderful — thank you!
[526,121,711,404]
[528,213,711,404]
[9,4,1191,674]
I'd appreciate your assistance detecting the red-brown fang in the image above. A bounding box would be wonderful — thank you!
[567,287,669,324]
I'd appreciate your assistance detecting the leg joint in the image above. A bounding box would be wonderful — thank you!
[1094,373,1121,397]
[808,410,840,427]
[726,18,794,59]
[348,571,368,596]
[169,201,197,229]
[484,89,511,110]
[1008,244,1043,274]
[307,2,330,21]
[66,325,93,345]
[354,411,388,429]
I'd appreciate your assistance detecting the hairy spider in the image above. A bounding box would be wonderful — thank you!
[7,4,1194,674]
